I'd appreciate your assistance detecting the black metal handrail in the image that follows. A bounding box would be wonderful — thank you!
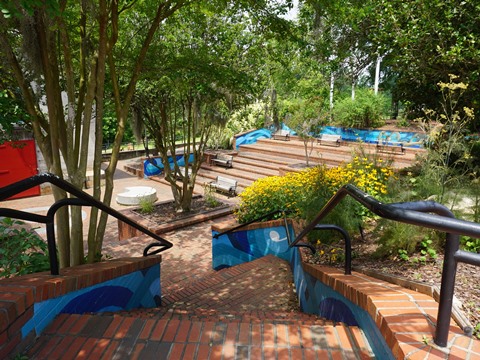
[212,209,316,253]
[290,184,480,347]
[311,224,352,275]
[0,173,173,275]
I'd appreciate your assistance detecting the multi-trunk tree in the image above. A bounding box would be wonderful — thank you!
[0,0,190,267]
[0,0,293,266]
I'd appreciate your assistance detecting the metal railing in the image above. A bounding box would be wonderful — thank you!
[289,184,480,347]
[0,173,173,276]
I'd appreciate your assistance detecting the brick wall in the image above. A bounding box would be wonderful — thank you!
[0,256,162,359]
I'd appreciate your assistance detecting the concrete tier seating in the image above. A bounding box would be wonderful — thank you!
[212,153,233,168]
[116,186,157,205]
[317,134,341,147]
[376,141,405,155]
[208,175,237,197]
[272,129,290,141]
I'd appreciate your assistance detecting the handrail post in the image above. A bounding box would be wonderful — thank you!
[283,211,292,245]
[312,225,352,275]
[45,222,59,275]
[434,232,460,347]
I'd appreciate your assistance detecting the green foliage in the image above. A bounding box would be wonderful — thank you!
[372,0,480,120]
[208,102,266,150]
[461,237,480,253]
[397,249,409,262]
[374,221,424,258]
[234,167,323,223]
[235,156,396,239]
[375,214,443,261]
[474,323,480,340]
[415,76,475,202]
[418,237,438,263]
[0,218,50,278]
[203,184,222,208]
[333,89,388,128]
[0,87,30,144]
[138,197,155,215]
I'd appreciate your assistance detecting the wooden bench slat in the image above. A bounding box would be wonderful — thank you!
[272,130,290,141]
[212,154,233,168]
[208,175,237,197]
[317,134,341,147]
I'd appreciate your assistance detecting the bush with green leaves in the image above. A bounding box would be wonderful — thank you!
[235,156,396,237]
[333,89,388,128]
[207,102,266,149]
[0,218,50,278]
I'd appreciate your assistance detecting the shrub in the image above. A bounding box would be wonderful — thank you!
[234,167,324,223]
[208,102,266,149]
[0,218,50,278]
[333,89,388,128]
[235,157,396,230]
[138,197,155,214]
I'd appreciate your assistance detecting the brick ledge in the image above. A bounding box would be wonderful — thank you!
[300,260,480,359]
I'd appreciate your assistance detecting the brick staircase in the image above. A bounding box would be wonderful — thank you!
[26,256,375,359]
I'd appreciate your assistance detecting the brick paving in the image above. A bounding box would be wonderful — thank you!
[27,256,374,360]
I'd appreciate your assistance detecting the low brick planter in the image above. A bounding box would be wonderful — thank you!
[118,196,234,240]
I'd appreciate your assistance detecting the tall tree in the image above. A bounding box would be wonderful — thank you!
[372,0,480,122]
[0,0,190,266]
[134,2,291,211]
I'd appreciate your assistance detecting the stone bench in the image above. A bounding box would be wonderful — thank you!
[116,186,157,205]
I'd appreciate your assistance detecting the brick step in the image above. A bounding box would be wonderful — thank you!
[231,155,290,171]
[257,137,426,159]
[240,141,416,169]
[112,307,335,326]
[160,255,297,312]
[198,165,264,183]
[235,151,297,166]
[30,313,375,359]
[222,161,278,177]
[239,143,350,167]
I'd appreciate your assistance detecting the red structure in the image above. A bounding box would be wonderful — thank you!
[0,139,39,199]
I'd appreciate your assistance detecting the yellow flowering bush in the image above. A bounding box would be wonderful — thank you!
[235,158,396,224]
[234,167,325,223]
[324,156,396,197]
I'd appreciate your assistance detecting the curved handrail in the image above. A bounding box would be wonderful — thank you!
[0,173,173,275]
[290,184,480,347]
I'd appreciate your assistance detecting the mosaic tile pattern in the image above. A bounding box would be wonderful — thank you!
[144,154,194,177]
[21,264,161,339]
[212,224,294,270]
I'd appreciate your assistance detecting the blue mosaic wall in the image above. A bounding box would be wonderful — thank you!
[212,224,294,270]
[211,224,394,359]
[21,264,161,339]
[144,154,194,177]
[289,250,394,359]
